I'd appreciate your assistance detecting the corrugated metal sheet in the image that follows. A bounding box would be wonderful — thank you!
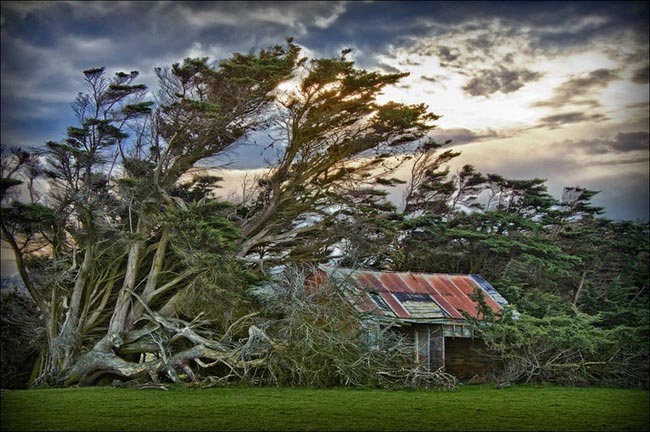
[471,274,509,307]
[321,266,507,324]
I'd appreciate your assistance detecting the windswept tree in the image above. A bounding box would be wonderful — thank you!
[403,141,459,216]
[234,51,440,266]
[2,40,446,386]
[1,41,300,385]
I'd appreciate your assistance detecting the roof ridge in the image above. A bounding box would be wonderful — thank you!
[320,265,480,278]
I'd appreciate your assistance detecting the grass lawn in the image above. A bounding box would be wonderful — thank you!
[1,384,648,431]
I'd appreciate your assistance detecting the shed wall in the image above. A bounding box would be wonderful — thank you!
[444,338,491,378]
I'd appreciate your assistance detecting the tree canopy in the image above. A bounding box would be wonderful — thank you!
[1,40,647,389]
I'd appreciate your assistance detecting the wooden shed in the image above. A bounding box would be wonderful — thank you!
[315,266,510,378]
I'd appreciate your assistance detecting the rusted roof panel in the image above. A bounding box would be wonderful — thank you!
[357,272,386,292]
[379,272,414,293]
[427,276,470,316]
[452,275,502,313]
[319,266,507,324]
[379,292,410,318]
[442,276,480,317]
[408,276,465,319]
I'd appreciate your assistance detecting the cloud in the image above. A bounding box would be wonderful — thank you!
[1,1,134,20]
[626,101,649,110]
[610,131,650,152]
[586,157,649,166]
[451,132,649,220]
[377,62,401,74]
[313,2,347,29]
[434,128,505,146]
[436,45,462,63]
[1,2,356,153]
[420,74,448,84]
[1,0,648,222]
[570,131,650,155]
[537,112,610,129]
[532,68,620,108]
[395,20,550,98]
[462,67,544,97]
[631,65,649,84]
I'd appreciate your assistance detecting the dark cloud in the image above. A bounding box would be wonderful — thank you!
[434,128,504,146]
[420,74,448,83]
[631,65,649,84]
[532,68,620,108]
[626,101,650,110]
[377,62,402,74]
[462,67,544,97]
[538,112,610,129]
[586,156,649,166]
[530,69,621,130]
[568,131,650,155]
[436,46,461,63]
[1,1,353,153]
[466,34,493,52]
[609,131,650,153]
[1,0,648,221]
[403,58,421,66]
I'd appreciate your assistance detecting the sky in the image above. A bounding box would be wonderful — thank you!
[1,0,649,225]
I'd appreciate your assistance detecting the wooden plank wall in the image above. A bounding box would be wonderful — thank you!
[444,338,491,378]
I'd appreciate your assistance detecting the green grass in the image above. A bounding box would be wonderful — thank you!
[1,384,648,431]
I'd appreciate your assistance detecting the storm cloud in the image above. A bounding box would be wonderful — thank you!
[434,128,505,146]
[462,67,544,97]
[538,112,610,129]
[571,131,650,155]
[532,68,621,109]
[1,1,648,220]
[631,65,649,84]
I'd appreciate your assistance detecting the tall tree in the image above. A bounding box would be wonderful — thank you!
[234,50,440,266]
[2,42,300,385]
[3,41,446,386]
[403,141,459,216]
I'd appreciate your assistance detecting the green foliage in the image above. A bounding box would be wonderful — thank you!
[162,200,241,257]
[395,163,648,388]
[0,177,23,195]
[2,202,56,236]
[337,187,403,268]
[172,175,224,202]
[171,258,259,331]
[238,48,440,263]
[473,310,649,388]
[155,199,258,330]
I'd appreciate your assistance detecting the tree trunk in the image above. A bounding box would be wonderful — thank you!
[131,228,170,320]
[573,269,588,306]
[62,349,160,386]
[49,238,95,375]
[108,214,147,334]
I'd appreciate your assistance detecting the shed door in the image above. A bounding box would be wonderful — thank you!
[415,326,445,370]
[430,327,444,370]
[415,327,430,369]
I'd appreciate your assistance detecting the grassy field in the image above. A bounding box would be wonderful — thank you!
[1,384,648,431]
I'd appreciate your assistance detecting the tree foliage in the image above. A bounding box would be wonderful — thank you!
[1,40,647,390]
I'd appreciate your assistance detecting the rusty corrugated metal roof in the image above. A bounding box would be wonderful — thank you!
[320,266,508,324]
